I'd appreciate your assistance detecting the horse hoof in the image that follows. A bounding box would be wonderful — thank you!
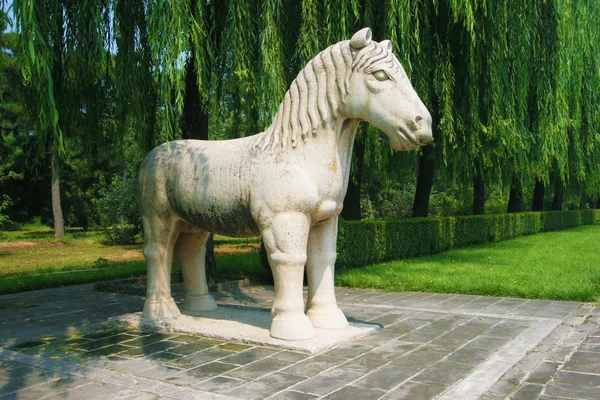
[182,294,218,314]
[306,307,349,329]
[270,314,316,341]
[142,297,181,321]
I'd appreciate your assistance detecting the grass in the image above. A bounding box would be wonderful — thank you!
[0,253,268,295]
[0,261,148,295]
[0,224,143,277]
[0,222,266,295]
[2,221,599,302]
[0,223,261,277]
[336,224,600,302]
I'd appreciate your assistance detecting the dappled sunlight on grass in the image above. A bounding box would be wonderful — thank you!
[0,222,105,242]
[0,236,144,277]
[336,225,600,302]
[0,222,266,294]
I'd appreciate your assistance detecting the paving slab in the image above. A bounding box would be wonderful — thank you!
[0,283,598,400]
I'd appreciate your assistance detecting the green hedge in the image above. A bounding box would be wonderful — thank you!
[336,210,600,269]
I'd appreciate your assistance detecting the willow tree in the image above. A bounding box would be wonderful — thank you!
[528,0,570,211]
[181,0,227,280]
[410,0,598,216]
[441,0,521,215]
[14,0,600,235]
[517,0,600,212]
[15,0,111,239]
[561,0,600,210]
[373,0,487,217]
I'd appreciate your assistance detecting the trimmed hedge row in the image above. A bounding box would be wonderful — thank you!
[336,210,600,269]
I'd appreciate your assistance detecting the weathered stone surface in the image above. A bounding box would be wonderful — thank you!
[137,27,432,341]
[291,369,363,396]
[269,390,319,400]
[544,382,600,400]
[390,345,449,369]
[322,386,386,400]
[110,310,380,355]
[525,361,561,384]
[227,372,306,399]
[192,376,247,393]
[166,348,234,369]
[553,370,600,387]
[510,383,544,400]
[186,361,239,380]
[281,355,345,378]
[3,283,600,400]
[223,357,292,381]
[412,361,474,386]
[220,348,279,365]
[383,381,446,399]
[353,365,418,390]
[563,351,600,374]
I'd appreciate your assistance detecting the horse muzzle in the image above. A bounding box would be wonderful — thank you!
[408,111,433,147]
[393,115,433,151]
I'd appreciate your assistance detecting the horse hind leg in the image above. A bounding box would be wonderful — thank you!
[174,229,218,314]
[142,215,181,321]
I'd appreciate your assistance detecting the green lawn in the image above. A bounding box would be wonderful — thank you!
[0,253,268,296]
[2,222,599,302]
[0,222,265,295]
[336,224,600,302]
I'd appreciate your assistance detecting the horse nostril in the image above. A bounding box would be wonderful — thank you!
[409,117,424,132]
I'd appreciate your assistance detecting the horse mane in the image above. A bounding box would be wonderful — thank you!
[255,39,395,152]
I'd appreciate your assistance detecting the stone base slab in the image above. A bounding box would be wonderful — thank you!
[108,305,381,354]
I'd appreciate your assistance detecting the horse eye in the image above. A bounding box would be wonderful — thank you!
[373,70,390,81]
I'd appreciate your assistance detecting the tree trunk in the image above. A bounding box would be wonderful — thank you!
[507,176,523,213]
[412,144,435,218]
[51,146,65,240]
[182,56,209,140]
[579,193,588,210]
[120,168,126,230]
[551,180,564,211]
[341,127,365,220]
[181,51,218,282]
[473,174,485,215]
[532,179,545,211]
[204,235,218,282]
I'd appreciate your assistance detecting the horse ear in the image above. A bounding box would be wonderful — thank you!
[380,40,393,52]
[350,27,372,50]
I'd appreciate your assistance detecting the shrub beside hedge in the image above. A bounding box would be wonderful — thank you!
[336,210,600,269]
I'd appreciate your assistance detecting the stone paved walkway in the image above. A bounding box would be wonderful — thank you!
[0,284,598,399]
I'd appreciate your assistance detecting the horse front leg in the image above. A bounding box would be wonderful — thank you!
[262,212,316,340]
[305,217,348,329]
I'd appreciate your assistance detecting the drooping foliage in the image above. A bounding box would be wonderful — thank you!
[6,0,600,234]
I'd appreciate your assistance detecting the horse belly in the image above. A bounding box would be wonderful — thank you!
[180,204,259,237]
[167,143,260,237]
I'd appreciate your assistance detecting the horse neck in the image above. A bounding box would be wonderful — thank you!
[335,119,360,168]
[286,115,359,157]
[286,116,359,186]
[334,118,361,187]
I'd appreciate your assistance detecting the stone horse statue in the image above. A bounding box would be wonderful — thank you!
[138,28,432,341]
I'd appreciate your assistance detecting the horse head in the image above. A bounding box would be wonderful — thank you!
[342,28,432,150]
